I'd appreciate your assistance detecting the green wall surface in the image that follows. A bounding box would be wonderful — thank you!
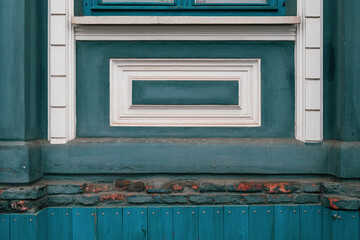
[323,0,360,141]
[0,0,48,141]
[76,41,295,138]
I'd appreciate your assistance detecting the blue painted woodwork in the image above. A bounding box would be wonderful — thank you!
[224,206,249,240]
[84,0,286,16]
[132,80,239,105]
[274,205,299,240]
[97,207,123,240]
[329,209,359,240]
[122,207,148,240]
[10,214,38,240]
[173,206,199,240]
[47,208,72,240]
[72,208,97,240]
[0,214,10,240]
[76,41,294,138]
[249,205,274,240]
[1,206,360,239]
[148,207,173,240]
[299,205,323,240]
[199,206,224,240]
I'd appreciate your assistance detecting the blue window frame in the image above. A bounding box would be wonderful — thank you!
[83,0,287,16]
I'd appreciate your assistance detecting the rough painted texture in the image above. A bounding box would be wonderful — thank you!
[2,178,360,213]
[76,41,295,138]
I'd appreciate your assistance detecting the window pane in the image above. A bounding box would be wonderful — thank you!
[195,0,267,3]
[102,0,174,3]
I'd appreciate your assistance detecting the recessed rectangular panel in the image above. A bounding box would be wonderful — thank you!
[132,80,239,105]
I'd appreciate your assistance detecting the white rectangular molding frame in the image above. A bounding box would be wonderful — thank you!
[110,59,261,127]
[48,0,323,143]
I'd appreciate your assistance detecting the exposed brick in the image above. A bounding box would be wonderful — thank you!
[302,183,321,193]
[294,194,320,204]
[115,180,145,192]
[213,194,243,204]
[82,183,113,193]
[243,194,267,204]
[127,195,154,204]
[171,184,183,192]
[100,193,126,202]
[48,195,74,206]
[189,195,213,204]
[145,180,172,194]
[264,183,299,194]
[162,194,188,204]
[267,194,293,203]
[227,182,263,193]
[74,194,99,206]
[47,184,83,195]
[321,195,359,210]
[0,186,45,200]
[9,199,44,213]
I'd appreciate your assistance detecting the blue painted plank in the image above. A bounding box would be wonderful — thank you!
[123,207,147,240]
[47,208,72,240]
[37,209,47,240]
[72,208,97,240]
[274,205,299,240]
[10,214,37,240]
[322,207,331,240]
[199,206,224,240]
[330,209,359,240]
[97,207,123,240]
[224,206,249,240]
[148,206,173,240]
[0,214,10,240]
[299,205,323,240]
[249,205,274,240]
[173,206,199,240]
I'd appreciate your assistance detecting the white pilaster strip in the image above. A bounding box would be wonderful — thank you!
[296,0,323,142]
[48,0,75,144]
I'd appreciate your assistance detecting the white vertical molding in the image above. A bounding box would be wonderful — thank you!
[296,0,323,142]
[48,0,75,144]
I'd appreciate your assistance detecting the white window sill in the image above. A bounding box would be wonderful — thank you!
[72,16,301,25]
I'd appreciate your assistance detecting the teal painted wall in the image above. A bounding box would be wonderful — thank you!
[0,0,48,141]
[323,0,360,141]
[76,41,295,138]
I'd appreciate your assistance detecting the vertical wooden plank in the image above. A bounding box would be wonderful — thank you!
[322,207,331,240]
[10,214,37,240]
[199,206,224,240]
[224,206,249,240]
[0,214,10,240]
[274,205,299,240]
[173,206,198,240]
[148,206,173,240]
[299,205,322,240]
[37,209,47,240]
[330,210,359,240]
[72,208,97,240]
[97,207,123,240]
[249,205,274,240]
[123,207,147,240]
[47,207,72,240]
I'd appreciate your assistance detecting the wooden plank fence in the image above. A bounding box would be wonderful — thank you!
[0,205,359,240]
